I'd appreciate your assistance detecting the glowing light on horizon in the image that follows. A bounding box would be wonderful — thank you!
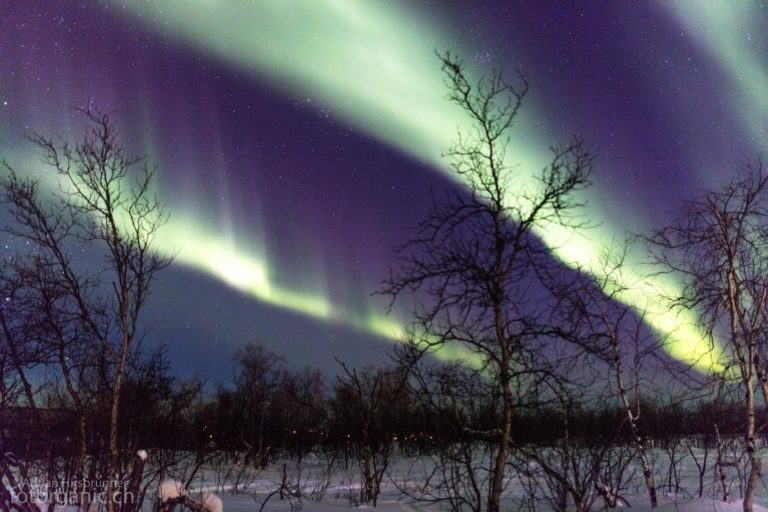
[91,1,730,372]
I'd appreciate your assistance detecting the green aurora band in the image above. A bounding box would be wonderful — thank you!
[664,1,768,154]
[104,1,731,372]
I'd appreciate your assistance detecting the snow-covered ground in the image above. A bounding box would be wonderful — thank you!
[205,484,768,512]
[169,447,768,511]
[19,446,768,511]
[212,493,768,512]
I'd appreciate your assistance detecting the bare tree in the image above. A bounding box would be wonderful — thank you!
[646,160,768,512]
[392,358,497,512]
[230,342,285,470]
[382,52,593,512]
[3,249,104,506]
[553,242,660,507]
[2,108,171,512]
[330,362,408,507]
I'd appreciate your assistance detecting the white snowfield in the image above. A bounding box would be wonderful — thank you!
[211,493,768,511]
[147,447,768,512]
[25,487,768,512]
[651,499,768,512]
[20,447,768,511]
[158,479,187,502]
[202,491,223,512]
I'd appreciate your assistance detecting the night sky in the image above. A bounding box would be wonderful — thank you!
[2,1,767,379]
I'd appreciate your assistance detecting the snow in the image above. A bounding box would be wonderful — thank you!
[210,492,768,511]
[202,492,223,512]
[22,445,768,511]
[160,450,768,512]
[652,497,768,511]
[158,479,186,502]
[32,498,47,512]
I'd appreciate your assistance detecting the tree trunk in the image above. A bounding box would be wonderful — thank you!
[122,451,146,512]
[360,446,375,505]
[489,328,512,512]
[612,340,657,507]
[106,336,129,512]
[489,389,512,512]
[744,376,760,512]
[725,268,759,512]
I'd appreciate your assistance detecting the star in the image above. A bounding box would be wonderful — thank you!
[2,1,768,377]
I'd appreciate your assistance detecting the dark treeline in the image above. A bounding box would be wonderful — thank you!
[0,341,753,463]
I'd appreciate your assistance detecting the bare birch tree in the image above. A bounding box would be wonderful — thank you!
[646,160,768,512]
[2,108,171,512]
[383,52,593,512]
[554,242,660,507]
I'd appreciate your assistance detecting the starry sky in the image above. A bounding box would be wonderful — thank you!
[1,1,767,379]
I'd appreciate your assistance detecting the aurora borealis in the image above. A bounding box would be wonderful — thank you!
[2,2,767,377]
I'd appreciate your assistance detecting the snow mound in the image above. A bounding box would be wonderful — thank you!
[202,491,223,512]
[649,497,768,512]
[158,479,186,502]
